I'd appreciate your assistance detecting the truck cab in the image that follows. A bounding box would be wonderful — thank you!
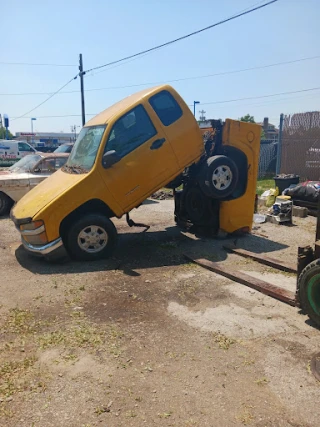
[11,84,261,261]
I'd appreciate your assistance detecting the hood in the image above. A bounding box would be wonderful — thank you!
[0,172,29,180]
[12,168,87,219]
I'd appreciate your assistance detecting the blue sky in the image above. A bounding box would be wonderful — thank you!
[2,0,319,134]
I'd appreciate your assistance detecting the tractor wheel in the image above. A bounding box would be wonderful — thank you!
[298,258,320,327]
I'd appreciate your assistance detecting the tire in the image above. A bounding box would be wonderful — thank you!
[0,192,13,216]
[65,214,117,261]
[201,155,239,199]
[298,258,320,327]
[185,187,208,223]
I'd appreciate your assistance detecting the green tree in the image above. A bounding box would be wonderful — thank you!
[0,126,14,140]
[239,114,255,123]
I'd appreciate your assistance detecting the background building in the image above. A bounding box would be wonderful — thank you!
[15,132,76,147]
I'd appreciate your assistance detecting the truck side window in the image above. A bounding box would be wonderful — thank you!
[106,105,157,158]
[18,142,34,152]
[149,90,183,126]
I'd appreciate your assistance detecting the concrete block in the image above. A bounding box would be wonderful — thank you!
[266,214,292,225]
[292,205,308,218]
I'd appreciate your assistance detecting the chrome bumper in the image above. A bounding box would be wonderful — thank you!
[21,236,63,255]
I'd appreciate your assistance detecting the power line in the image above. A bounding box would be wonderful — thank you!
[194,86,320,106]
[0,61,76,67]
[82,55,320,92]
[84,0,279,74]
[11,86,320,120]
[12,76,78,120]
[3,53,319,97]
[89,1,269,77]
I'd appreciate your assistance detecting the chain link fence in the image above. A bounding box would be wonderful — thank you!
[280,111,320,181]
[258,139,278,178]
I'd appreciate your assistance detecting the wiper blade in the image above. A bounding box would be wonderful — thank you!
[63,164,87,174]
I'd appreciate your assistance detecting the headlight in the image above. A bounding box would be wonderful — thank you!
[20,220,44,231]
[20,220,48,245]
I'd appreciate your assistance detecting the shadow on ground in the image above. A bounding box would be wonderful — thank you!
[15,225,289,276]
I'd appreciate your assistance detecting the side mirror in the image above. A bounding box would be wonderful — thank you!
[102,150,120,169]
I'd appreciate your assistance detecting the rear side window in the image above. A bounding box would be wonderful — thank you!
[149,90,183,126]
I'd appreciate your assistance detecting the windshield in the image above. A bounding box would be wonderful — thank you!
[64,125,106,173]
[9,154,42,173]
[55,144,73,153]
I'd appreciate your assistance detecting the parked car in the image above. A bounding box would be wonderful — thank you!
[0,140,36,161]
[0,152,69,215]
[54,143,74,154]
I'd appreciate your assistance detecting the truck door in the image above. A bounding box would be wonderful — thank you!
[99,104,178,211]
[148,89,204,169]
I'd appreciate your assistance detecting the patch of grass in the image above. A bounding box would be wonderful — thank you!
[256,178,274,196]
[125,411,137,418]
[261,266,296,277]
[38,323,104,350]
[0,404,13,419]
[4,308,36,334]
[158,411,173,418]
[255,377,269,386]
[0,356,36,398]
[236,405,255,425]
[212,333,235,350]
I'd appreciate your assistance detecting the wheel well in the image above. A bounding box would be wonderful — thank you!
[0,190,13,202]
[222,146,248,200]
[59,199,115,241]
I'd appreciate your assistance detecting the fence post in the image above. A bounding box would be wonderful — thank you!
[276,113,284,175]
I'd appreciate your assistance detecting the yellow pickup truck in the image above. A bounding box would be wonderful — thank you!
[11,84,261,261]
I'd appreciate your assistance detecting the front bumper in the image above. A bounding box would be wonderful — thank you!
[21,236,65,257]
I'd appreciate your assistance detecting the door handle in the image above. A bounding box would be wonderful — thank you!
[150,138,166,150]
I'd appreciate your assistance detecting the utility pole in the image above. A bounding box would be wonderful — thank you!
[71,125,79,141]
[79,54,86,126]
[193,101,200,117]
[199,110,206,121]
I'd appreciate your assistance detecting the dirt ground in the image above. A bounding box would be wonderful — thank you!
[0,199,319,427]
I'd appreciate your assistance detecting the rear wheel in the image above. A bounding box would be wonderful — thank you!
[0,192,13,216]
[65,214,117,261]
[201,155,238,199]
[298,259,320,327]
[165,175,183,190]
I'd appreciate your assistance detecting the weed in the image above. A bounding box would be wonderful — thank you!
[212,333,235,350]
[4,308,35,334]
[0,356,36,398]
[158,411,173,418]
[125,411,137,418]
[236,405,255,425]
[255,377,269,386]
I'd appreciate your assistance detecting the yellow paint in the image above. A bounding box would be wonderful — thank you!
[12,84,260,243]
[12,84,204,242]
[219,119,261,233]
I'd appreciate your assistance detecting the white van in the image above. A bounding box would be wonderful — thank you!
[0,140,36,161]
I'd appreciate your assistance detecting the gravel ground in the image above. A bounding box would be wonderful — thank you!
[0,199,319,427]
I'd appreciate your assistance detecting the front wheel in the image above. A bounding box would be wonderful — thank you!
[65,214,117,261]
[0,192,13,216]
[298,259,320,327]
